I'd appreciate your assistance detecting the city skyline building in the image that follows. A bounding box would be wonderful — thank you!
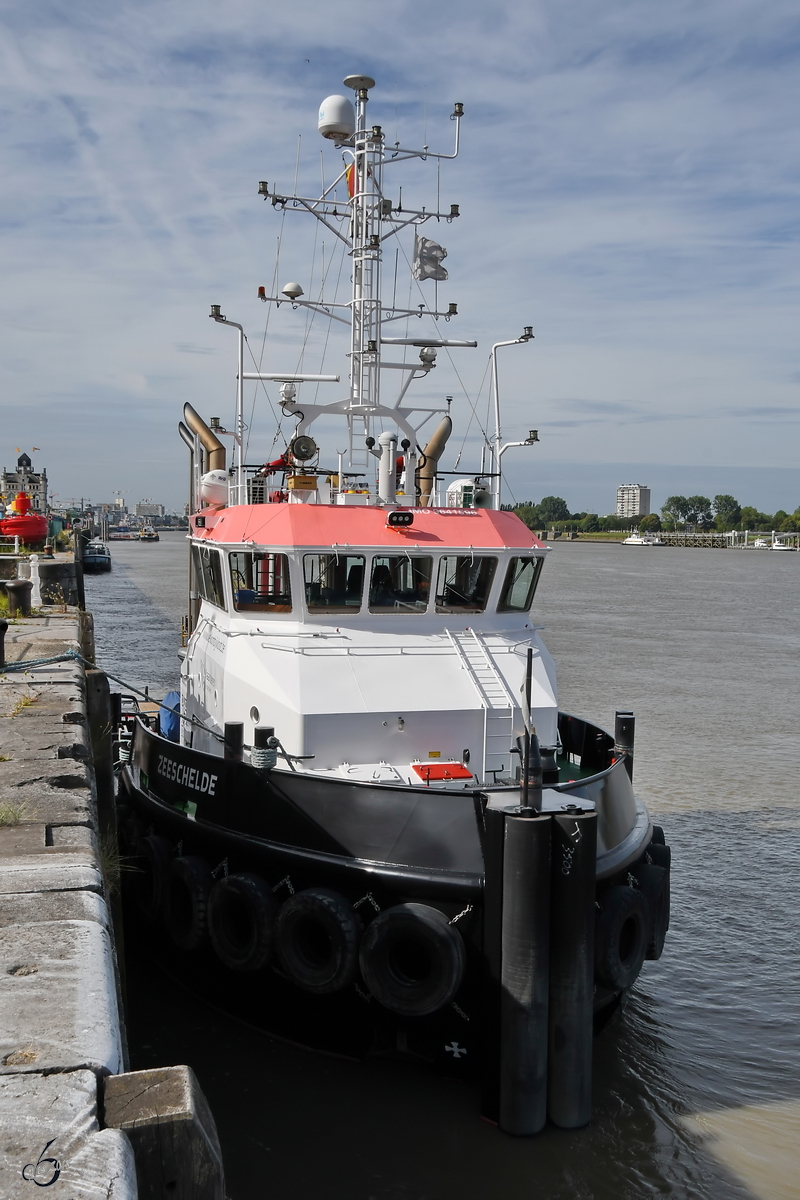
[134,499,165,518]
[1,452,48,511]
[616,483,651,519]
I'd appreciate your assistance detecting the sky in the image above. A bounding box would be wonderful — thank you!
[0,0,798,515]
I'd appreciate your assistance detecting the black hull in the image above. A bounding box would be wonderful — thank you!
[117,718,655,1091]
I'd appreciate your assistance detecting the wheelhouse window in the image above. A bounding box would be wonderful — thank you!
[304,554,365,612]
[230,551,292,612]
[434,555,497,613]
[498,556,544,612]
[192,544,226,610]
[368,555,433,613]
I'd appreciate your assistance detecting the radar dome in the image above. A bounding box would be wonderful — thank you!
[200,469,228,509]
[318,95,355,141]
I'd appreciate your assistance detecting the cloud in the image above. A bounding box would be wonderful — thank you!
[722,405,800,420]
[0,0,799,508]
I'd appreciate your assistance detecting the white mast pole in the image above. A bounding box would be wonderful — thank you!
[490,328,534,509]
[209,307,245,503]
[237,322,244,502]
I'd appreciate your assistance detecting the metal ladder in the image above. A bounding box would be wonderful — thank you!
[447,630,518,782]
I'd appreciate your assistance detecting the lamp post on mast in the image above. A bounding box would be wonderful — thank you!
[490,327,534,508]
[210,307,244,504]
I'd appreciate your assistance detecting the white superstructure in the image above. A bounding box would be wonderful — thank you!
[180,75,553,789]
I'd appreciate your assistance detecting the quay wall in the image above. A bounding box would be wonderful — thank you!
[0,612,136,1197]
[0,611,224,1198]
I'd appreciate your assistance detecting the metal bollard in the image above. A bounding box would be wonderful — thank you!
[614,710,635,781]
[224,721,244,762]
[541,746,560,785]
[547,808,598,1128]
[6,578,33,617]
[0,618,7,668]
[251,725,277,770]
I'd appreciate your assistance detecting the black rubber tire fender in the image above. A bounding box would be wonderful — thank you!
[632,863,670,960]
[359,902,466,1017]
[594,885,649,991]
[165,856,213,951]
[649,824,666,846]
[646,842,671,872]
[132,834,172,922]
[274,888,362,994]
[208,873,277,972]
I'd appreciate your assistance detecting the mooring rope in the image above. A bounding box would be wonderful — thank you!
[1,648,225,742]
[0,649,83,673]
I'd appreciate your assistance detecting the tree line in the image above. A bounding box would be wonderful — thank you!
[506,494,800,533]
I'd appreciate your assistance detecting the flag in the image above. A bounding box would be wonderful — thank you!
[412,233,448,281]
[32,446,41,451]
[345,164,356,198]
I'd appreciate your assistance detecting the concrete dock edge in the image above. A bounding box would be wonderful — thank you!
[0,611,225,1198]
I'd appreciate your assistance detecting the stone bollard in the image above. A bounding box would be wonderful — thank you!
[103,1065,225,1200]
[37,560,80,606]
[29,553,42,607]
[6,577,33,617]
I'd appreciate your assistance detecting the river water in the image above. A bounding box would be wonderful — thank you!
[85,536,800,1200]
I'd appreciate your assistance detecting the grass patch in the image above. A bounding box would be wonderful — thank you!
[98,831,137,897]
[0,801,26,826]
[2,691,41,717]
[4,1043,39,1066]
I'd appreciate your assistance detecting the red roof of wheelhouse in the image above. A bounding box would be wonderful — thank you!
[190,504,544,551]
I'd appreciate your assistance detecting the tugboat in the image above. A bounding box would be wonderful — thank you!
[118,76,671,1135]
[138,524,160,542]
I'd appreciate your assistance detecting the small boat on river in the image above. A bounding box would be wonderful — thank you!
[117,75,672,1135]
[108,523,136,541]
[139,525,160,542]
[82,540,112,572]
[622,532,664,546]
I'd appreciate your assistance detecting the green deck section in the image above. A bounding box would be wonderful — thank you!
[556,753,605,783]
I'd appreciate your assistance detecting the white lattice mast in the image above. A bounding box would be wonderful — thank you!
[256,77,473,489]
[345,74,383,460]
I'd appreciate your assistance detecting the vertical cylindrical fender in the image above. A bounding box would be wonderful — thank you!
[479,802,505,1124]
[547,809,597,1129]
[614,711,635,781]
[499,811,552,1136]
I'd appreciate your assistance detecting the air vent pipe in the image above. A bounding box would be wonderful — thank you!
[416,415,452,507]
[378,431,398,505]
[183,403,226,472]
